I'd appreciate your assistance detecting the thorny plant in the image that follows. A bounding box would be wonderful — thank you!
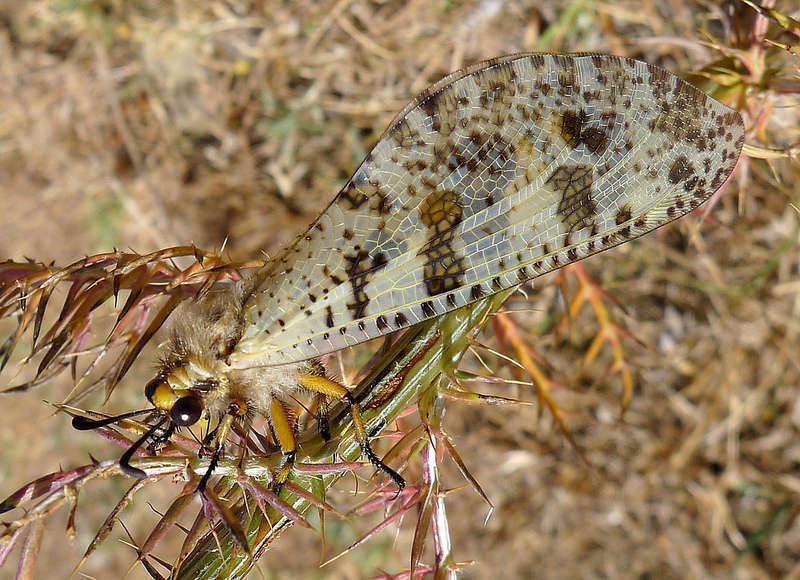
[0,242,737,577]
[0,237,662,578]
[1,3,798,579]
[0,247,522,577]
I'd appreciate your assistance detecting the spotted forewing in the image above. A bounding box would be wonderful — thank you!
[229,53,744,369]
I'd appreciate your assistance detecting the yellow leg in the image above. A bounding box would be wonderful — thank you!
[297,373,405,491]
[198,399,248,492]
[268,398,297,493]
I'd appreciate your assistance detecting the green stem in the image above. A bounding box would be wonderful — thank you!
[177,289,514,579]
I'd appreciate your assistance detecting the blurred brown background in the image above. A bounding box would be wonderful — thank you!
[1,1,798,578]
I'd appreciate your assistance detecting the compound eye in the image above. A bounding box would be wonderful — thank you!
[170,395,203,427]
[144,376,164,403]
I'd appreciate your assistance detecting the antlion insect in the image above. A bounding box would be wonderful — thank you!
[74,53,744,493]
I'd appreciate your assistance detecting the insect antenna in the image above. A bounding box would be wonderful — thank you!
[72,410,170,479]
[118,417,169,478]
[71,408,154,431]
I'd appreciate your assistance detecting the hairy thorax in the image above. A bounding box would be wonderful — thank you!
[156,278,311,421]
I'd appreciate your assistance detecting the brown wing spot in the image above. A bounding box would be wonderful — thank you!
[470,284,484,300]
[390,117,422,148]
[615,204,632,225]
[338,180,392,215]
[325,306,334,329]
[555,54,577,96]
[394,312,408,327]
[337,181,368,210]
[668,154,695,184]
[420,84,461,136]
[550,164,598,232]
[647,64,673,102]
[417,189,466,296]
[723,111,742,130]
[432,137,457,171]
[421,300,436,317]
[710,167,728,189]
[537,81,552,97]
[344,250,389,320]
[647,69,708,144]
[559,109,610,154]
[376,315,388,331]
[472,62,517,124]
[403,158,428,175]
[372,186,392,215]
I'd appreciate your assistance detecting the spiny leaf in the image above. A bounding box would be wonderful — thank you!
[0,465,96,514]
[200,488,252,561]
[75,479,150,571]
[16,519,44,580]
[237,476,312,529]
[111,292,184,391]
[322,488,425,568]
[134,492,194,569]
[175,509,213,574]
[440,433,492,509]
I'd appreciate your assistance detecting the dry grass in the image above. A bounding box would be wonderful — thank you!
[1,1,798,578]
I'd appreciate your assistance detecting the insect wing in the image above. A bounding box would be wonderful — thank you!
[232,53,744,368]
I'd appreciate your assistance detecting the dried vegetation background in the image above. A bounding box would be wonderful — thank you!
[1,0,799,578]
